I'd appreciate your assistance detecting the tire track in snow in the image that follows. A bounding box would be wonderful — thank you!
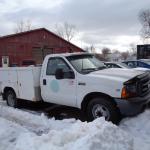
[0,105,50,135]
[0,97,54,135]
[0,99,77,137]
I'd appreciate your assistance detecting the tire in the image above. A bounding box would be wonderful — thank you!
[5,90,19,108]
[86,97,121,124]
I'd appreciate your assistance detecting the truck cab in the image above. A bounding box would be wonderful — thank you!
[40,53,150,123]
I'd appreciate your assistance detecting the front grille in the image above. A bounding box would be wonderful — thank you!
[137,72,150,97]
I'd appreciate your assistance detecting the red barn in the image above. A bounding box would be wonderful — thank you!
[0,28,84,67]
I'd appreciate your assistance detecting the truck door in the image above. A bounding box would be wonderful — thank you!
[41,57,76,107]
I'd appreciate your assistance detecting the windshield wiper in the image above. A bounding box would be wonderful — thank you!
[98,66,107,70]
[81,68,98,73]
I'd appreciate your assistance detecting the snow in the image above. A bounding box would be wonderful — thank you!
[0,97,150,150]
[120,110,150,150]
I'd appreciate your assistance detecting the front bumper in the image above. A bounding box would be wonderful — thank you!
[114,93,150,116]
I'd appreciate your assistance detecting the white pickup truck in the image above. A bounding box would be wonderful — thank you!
[0,53,150,124]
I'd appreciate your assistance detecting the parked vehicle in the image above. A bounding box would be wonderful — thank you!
[104,62,131,69]
[105,62,150,72]
[122,60,150,69]
[0,53,150,124]
[139,59,150,64]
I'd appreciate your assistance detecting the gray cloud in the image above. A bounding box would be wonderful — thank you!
[0,0,150,51]
[59,0,150,34]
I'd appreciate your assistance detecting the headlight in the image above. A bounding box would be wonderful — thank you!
[121,83,137,99]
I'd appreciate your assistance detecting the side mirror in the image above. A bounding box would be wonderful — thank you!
[55,69,75,80]
[55,68,64,80]
[65,70,75,79]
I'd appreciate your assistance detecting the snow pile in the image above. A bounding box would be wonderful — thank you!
[1,97,150,150]
[0,105,133,150]
[120,110,150,150]
[15,119,133,150]
[0,117,29,150]
[0,105,74,134]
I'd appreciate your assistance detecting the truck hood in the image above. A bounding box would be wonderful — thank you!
[89,68,144,81]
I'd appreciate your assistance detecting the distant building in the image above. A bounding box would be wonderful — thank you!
[137,44,150,59]
[0,28,84,67]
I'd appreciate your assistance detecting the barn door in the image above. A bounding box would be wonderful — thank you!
[32,47,53,64]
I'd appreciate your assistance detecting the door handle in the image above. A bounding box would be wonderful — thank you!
[43,79,47,85]
[78,82,86,86]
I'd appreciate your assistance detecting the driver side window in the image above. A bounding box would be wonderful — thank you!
[46,57,71,76]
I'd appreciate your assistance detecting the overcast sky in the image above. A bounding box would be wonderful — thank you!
[0,0,150,52]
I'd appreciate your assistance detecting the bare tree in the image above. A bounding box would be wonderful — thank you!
[90,45,96,53]
[111,49,120,54]
[129,43,137,56]
[101,47,111,60]
[14,20,32,33]
[55,24,64,39]
[139,9,150,42]
[84,44,96,53]
[94,53,105,61]
[121,51,129,60]
[25,20,32,31]
[55,22,77,42]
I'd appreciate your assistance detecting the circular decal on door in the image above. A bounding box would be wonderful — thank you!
[50,80,59,93]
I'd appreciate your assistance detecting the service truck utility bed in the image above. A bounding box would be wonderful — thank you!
[0,67,41,101]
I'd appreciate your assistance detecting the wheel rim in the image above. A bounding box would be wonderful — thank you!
[92,104,110,120]
[7,93,15,107]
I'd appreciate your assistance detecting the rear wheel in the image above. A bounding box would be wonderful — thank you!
[86,97,121,124]
[5,90,19,108]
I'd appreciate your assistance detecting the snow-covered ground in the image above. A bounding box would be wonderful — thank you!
[0,97,150,150]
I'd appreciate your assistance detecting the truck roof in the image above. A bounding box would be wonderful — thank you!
[46,52,91,58]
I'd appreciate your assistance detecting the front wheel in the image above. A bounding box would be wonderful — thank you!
[86,97,121,124]
[5,90,19,108]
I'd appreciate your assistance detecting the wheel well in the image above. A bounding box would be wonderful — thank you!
[81,92,117,113]
[3,87,16,100]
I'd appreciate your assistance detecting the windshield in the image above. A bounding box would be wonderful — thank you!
[66,54,107,74]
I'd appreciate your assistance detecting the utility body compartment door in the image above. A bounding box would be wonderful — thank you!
[0,67,41,101]
[17,69,35,100]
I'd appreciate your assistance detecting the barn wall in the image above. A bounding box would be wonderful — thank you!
[0,29,83,66]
